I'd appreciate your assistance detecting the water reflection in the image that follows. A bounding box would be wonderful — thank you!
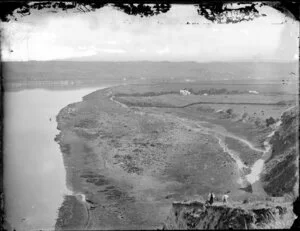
[4,87,106,231]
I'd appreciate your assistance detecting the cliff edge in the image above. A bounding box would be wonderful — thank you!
[162,200,295,229]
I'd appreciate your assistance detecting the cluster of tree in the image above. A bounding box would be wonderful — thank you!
[115,91,178,97]
[186,88,240,95]
[217,108,236,119]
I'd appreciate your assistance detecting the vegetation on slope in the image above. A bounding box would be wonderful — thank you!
[163,200,294,229]
[262,107,299,197]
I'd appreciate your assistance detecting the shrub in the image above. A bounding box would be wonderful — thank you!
[226,108,233,115]
[266,117,276,127]
[243,199,249,204]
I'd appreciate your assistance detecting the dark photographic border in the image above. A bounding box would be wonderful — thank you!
[0,1,299,230]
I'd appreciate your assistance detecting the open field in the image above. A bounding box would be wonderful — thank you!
[116,93,296,107]
[224,137,262,166]
[112,82,298,96]
[55,83,298,229]
[197,104,291,120]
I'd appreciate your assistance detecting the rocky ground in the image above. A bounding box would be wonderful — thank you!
[163,200,295,229]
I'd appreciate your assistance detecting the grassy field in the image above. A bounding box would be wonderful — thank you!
[117,93,296,107]
[114,85,297,124]
[55,83,297,229]
[200,104,290,120]
[55,195,88,230]
[111,82,298,96]
[225,136,262,166]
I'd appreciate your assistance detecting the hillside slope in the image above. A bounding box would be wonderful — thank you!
[162,106,299,230]
[261,107,299,197]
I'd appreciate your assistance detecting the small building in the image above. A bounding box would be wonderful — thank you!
[180,89,191,96]
[203,93,208,96]
[249,90,259,94]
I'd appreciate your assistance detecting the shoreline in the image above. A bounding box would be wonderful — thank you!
[54,87,110,230]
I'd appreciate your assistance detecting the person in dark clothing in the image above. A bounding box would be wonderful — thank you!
[207,192,215,205]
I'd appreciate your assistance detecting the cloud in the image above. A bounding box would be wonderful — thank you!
[1,4,299,62]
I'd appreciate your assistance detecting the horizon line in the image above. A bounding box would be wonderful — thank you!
[2,60,298,63]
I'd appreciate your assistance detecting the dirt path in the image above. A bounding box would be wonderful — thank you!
[176,117,265,162]
[244,105,297,193]
[111,96,260,174]
[110,95,129,109]
[109,95,294,197]
[111,96,266,152]
[175,117,274,196]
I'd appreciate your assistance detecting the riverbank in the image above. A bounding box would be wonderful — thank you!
[55,195,88,230]
[54,84,297,229]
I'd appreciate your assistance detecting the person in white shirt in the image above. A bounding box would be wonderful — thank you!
[222,194,229,203]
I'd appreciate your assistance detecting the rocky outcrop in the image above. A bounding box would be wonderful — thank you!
[162,201,295,229]
[261,107,299,197]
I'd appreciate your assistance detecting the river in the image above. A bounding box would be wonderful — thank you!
[4,87,108,231]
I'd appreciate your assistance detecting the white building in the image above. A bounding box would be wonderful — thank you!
[249,90,259,94]
[180,89,191,96]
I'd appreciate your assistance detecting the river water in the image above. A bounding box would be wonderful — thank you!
[4,87,106,231]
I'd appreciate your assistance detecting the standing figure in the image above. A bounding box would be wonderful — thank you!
[207,192,215,205]
[222,194,229,203]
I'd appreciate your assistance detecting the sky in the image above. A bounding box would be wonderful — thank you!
[1,4,299,62]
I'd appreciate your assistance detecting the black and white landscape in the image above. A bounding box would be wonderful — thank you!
[1,2,299,230]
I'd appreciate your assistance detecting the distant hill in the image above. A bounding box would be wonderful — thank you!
[3,61,298,83]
